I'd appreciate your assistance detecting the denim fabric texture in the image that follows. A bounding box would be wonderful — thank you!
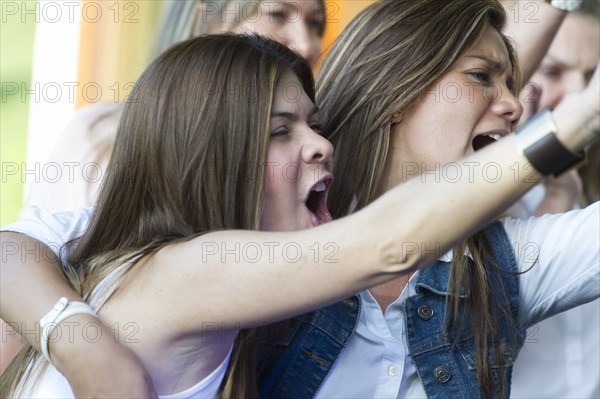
[259,222,526,398]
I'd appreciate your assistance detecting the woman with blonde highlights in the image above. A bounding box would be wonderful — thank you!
[289,0,598,397]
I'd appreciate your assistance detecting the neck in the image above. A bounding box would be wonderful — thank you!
[369,273,413,313]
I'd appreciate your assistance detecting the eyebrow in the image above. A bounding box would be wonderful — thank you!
[467,54,516,90]
[466,54,508,73]
[271,105,320,120]
[543,54,577,69]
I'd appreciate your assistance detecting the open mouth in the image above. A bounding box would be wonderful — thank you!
[472,132,504,151]
[306,177,334,226]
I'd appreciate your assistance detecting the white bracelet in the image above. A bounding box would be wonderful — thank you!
[40,297,97,363]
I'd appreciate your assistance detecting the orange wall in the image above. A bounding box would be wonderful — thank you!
[76,0,162,107]
[322,0,376,52]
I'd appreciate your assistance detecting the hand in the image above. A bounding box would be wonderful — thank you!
[51,315,157,398]
[552,63,600,153]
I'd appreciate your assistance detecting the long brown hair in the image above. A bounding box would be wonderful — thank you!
[0,34,315,399]
[317,1,520,397]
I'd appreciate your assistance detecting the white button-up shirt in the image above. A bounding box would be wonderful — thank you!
[316,204,600,398]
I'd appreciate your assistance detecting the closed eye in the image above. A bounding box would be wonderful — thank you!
[307,18,324,35]
[310,124,323,133]
[270,128,289,138]
[268,11,286,22]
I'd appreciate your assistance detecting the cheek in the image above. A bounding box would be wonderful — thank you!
[263,146,300,208]
[265,146,294,186]
[261,168,288,229]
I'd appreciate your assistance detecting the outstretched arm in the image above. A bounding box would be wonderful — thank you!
[132,79,600,336]
[2,65,598,394]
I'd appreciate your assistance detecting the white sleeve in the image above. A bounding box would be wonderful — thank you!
[501,202,600,328]
[1,205,94,263]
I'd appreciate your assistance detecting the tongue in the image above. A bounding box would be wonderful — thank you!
[472,135,496,151]
[306,191,333,224]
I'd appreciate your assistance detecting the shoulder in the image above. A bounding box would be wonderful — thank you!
[62,103,123,143]
[70,103,123,126]
[500,202,599,245]
[1,206,94,259]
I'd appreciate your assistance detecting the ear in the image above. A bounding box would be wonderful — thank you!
[391,110,403,125]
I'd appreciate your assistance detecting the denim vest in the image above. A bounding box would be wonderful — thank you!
[258,222,526,398]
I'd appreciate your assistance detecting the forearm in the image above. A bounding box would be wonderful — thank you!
[503,0,567,82]
[0,232,83,351]
[148,91,598,333]
[0,231,101,378]
[1,319,23,373]
[143,135,538,333]
[0,232,156,396]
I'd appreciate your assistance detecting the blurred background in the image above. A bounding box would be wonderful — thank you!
[0,0,376,225]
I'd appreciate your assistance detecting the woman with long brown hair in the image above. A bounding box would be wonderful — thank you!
[1,0,328,381]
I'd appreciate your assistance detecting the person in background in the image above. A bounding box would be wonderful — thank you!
[509,1,600,397]
[24,0,326,214]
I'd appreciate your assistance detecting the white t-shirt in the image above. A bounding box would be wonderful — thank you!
[19,348,231,399]
[4,206,232,399]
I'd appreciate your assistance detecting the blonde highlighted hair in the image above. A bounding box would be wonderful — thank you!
[317,1,520,397]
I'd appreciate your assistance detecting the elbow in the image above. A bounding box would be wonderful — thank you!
[376,235,447,275]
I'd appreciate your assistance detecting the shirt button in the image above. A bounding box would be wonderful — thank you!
[434,366,451,383]
[417,304,434,320]
[388,365,398,376]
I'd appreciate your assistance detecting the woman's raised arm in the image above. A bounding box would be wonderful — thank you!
[127,81,600,335]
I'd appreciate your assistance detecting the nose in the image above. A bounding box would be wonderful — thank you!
[541,72,588,109]
[282,25,322,68]
[302,128,334,169]
[491,87,524,130]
